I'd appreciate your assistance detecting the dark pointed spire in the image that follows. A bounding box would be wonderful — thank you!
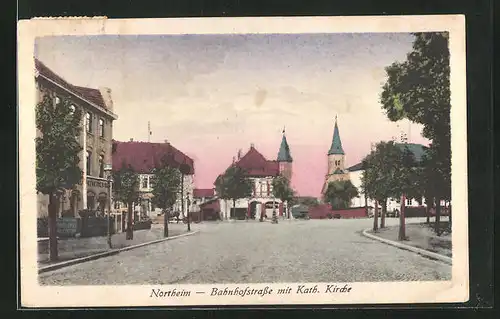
[277,128,293,162]
[328,116,345,155]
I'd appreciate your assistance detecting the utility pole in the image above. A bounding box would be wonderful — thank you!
[148,121,151,143]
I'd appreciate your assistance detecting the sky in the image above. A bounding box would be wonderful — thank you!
[35,33,429,197]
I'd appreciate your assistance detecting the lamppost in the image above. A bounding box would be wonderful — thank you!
[186,192,191,232]
[104,164,113,249]
[272,197,278,224]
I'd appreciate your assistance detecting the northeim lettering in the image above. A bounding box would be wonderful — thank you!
[150,288,191,297]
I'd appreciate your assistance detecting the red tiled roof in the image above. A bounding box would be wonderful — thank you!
[35,58,108,110]
[112,140,194,174]
[230,146,280,177]
[193,188,215,198]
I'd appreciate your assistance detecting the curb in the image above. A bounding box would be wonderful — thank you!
[38,230,200,274]
[361,228,452,265]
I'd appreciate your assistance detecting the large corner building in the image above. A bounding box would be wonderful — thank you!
[35,59,118,218]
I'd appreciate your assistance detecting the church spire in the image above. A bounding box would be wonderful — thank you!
[328,115,345,155]
[277,128,293,162]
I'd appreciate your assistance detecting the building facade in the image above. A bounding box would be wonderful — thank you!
[111,139,195,221]
[35,59,118,218]
[348,143,432,212]
[216,131,294,220]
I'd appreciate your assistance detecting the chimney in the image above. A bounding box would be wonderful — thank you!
[98,87,114,111]
[237,149,242,160]
[130,138,134,142]
[250,143,255,148]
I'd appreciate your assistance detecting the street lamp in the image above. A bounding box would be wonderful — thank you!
[186,192,191,232]
[104,163,113,249]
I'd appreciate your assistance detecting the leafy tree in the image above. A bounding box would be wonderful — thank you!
[36,94,83,261]
[112,163,140,240]
[362,141,417,236]
[214,165,253,220]
[151,160,182,237]
[380,32,451,235]
[272,175,295,219]
[324,180,358,210]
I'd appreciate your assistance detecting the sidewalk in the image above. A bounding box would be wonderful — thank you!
[369,222,452,258]
[38,223,190,266]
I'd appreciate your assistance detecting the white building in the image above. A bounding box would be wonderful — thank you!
[216,131,294,220]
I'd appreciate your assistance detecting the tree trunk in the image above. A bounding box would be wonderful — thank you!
[425,199,431,224]
[126,201,134,240]
[232,199,236,220]
[380,199,387,229]
[373,200,379,232]
[364,195,368,217]
[435,198,441,236]
[398,194,406,241]
[163,208,169,238]
[48,192,59,261]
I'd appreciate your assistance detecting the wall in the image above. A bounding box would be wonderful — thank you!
[308,204,368,219]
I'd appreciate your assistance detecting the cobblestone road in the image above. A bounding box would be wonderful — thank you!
[38,218,451,285]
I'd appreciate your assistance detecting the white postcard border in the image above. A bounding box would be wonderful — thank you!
[18,15,468,307]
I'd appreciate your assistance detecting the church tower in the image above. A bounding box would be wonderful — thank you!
[277,128,293,181]
[322,116,349,195]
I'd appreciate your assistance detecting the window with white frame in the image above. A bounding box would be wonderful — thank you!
[86,112,93,133]
[406,198,412,206]
[99,155,104,178]
[99,118,105,137]
[86,151,92,175]
[142,176,148,189]
[69,104,75,114]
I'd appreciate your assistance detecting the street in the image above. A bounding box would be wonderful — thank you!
[38,218,451,285]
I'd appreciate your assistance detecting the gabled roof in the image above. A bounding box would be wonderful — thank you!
[277,132,293,162]
[328,118,345,155]
[112,140,194,174]
[193,188,215,198]
[347,143,428,172]
[35,59,109,111]
[224,146,280,178]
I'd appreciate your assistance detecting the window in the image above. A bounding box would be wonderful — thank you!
[406,198,412,206]
[86,151,92,175]
[69,104,75,114]
[142,176,148,189]
[99,155,104,178]
[99,118,105,137]
[86,112,93,133]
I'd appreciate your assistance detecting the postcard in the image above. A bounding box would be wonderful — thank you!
[18,15,468,307]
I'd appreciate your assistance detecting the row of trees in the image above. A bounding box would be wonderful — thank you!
[363,32,452,239]
[36,91,193,261]
[214,165,295,221]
